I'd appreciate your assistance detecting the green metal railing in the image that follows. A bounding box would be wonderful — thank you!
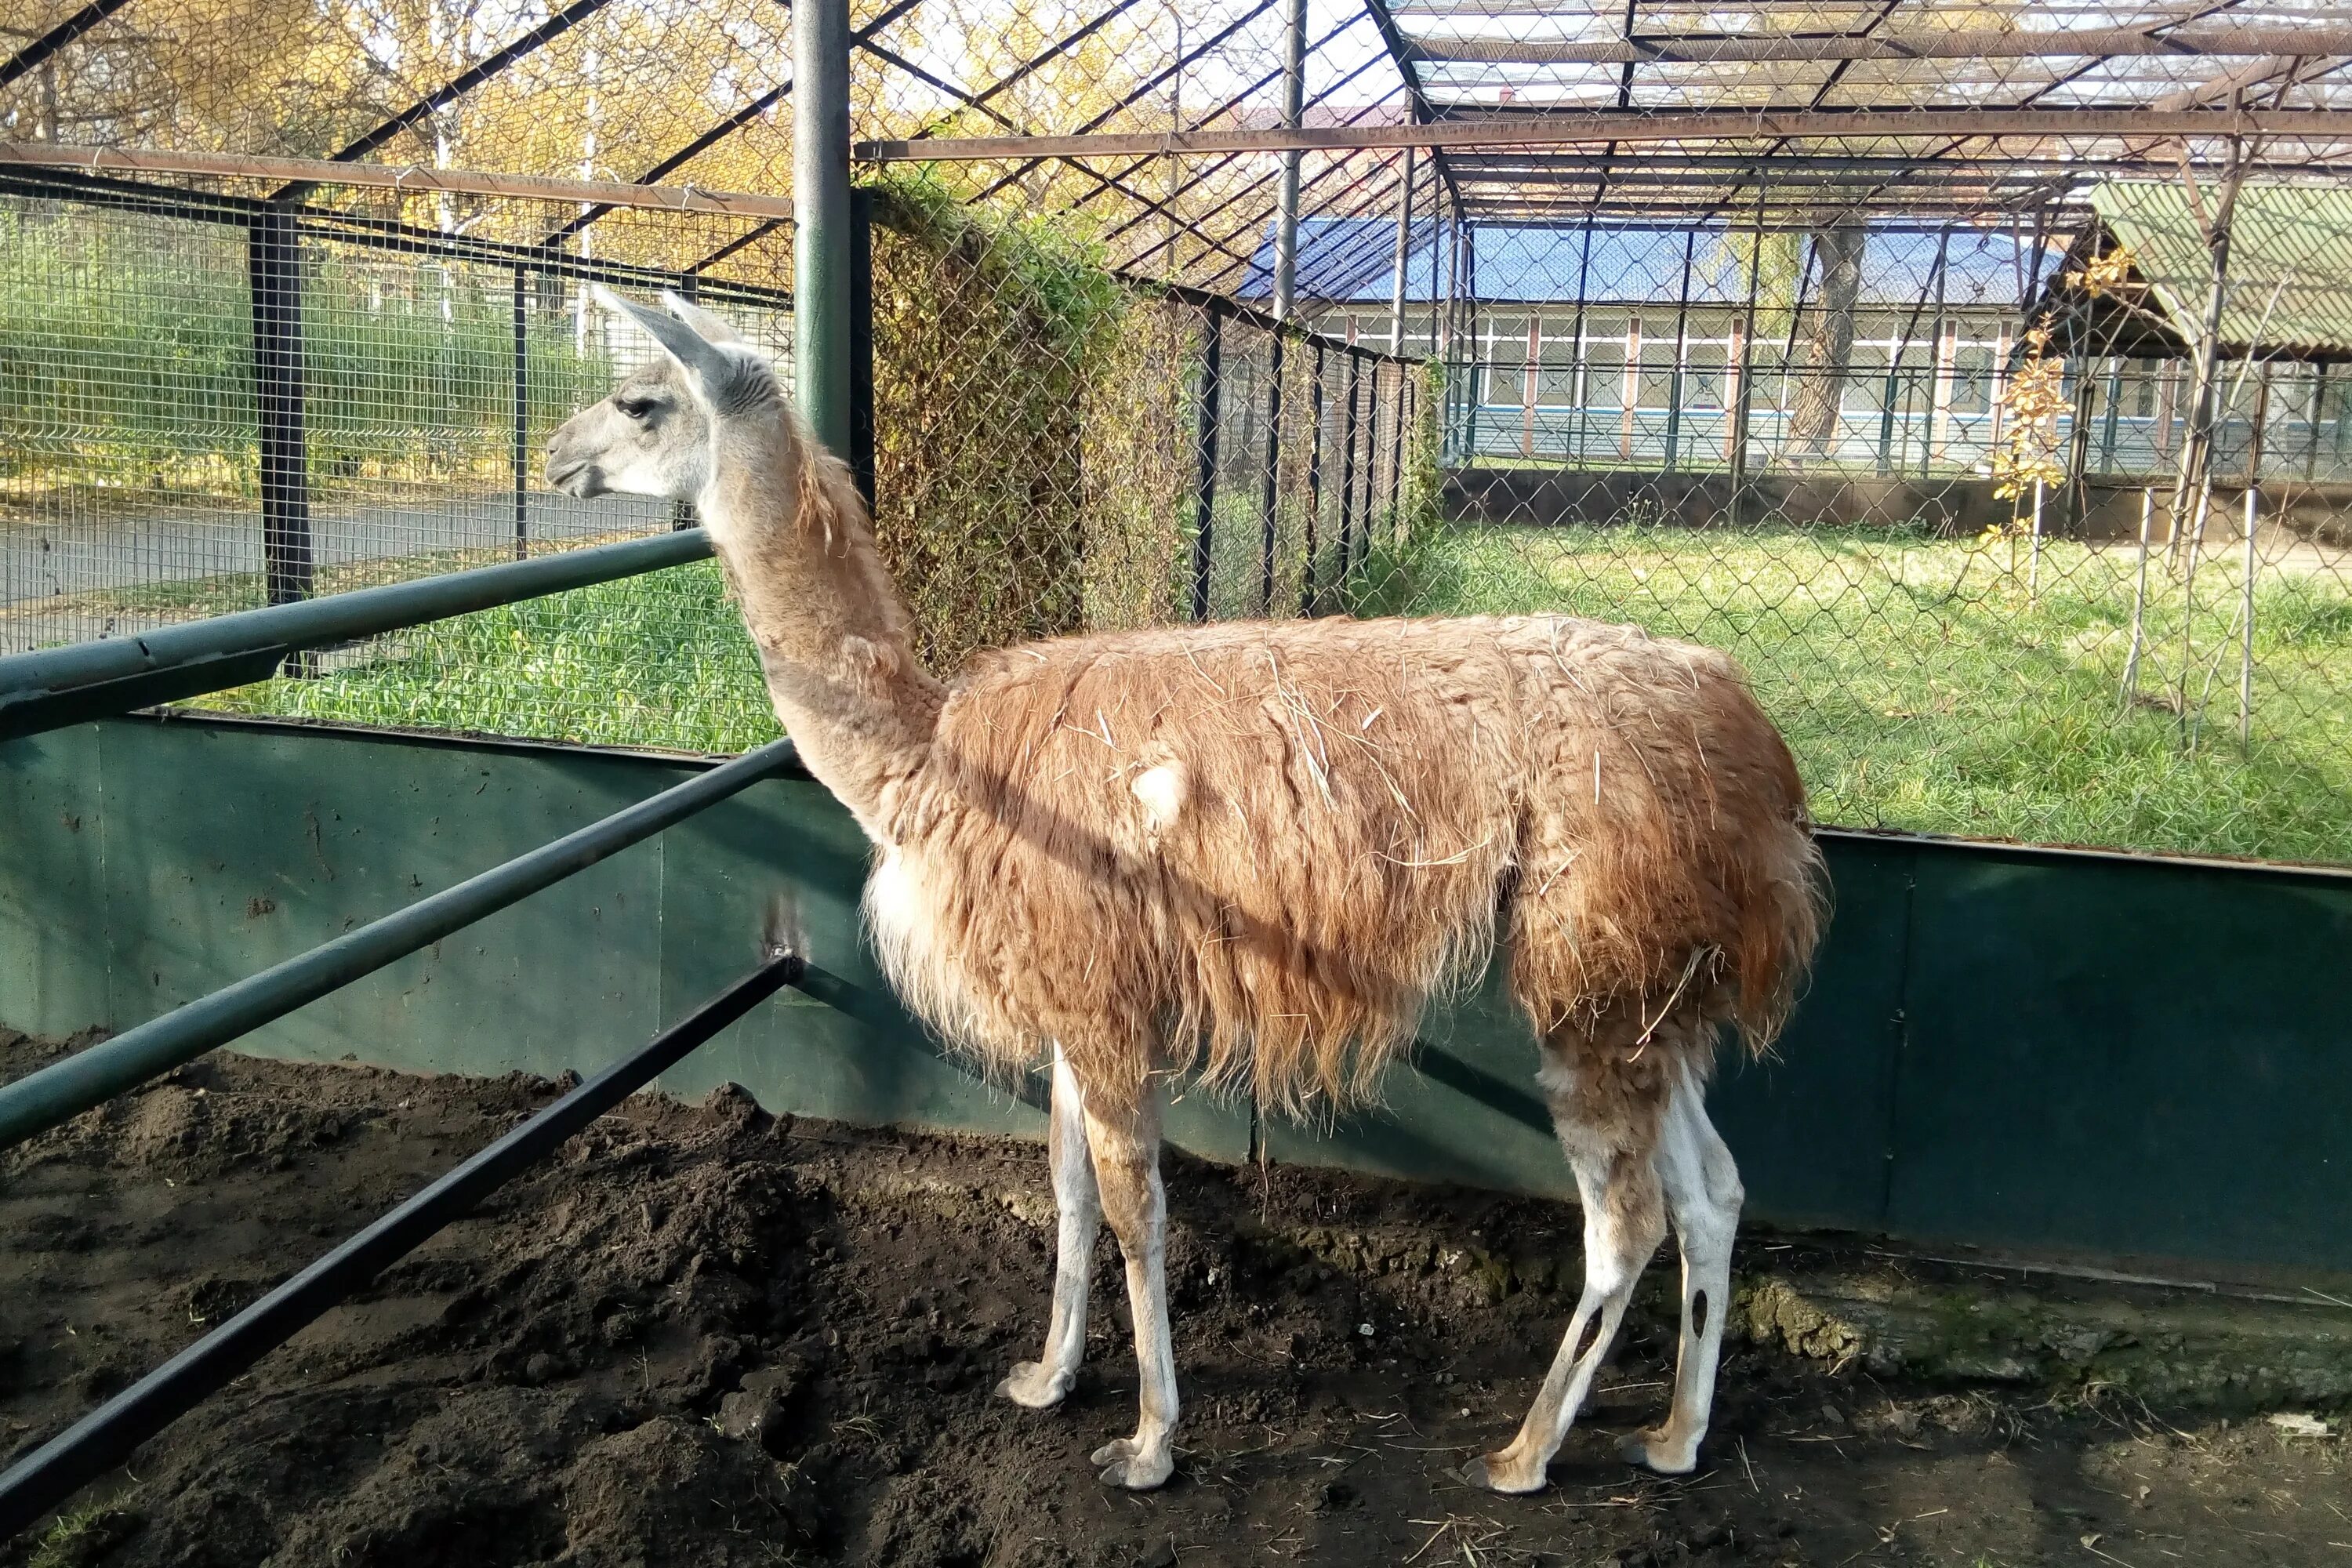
[0,528,715,742]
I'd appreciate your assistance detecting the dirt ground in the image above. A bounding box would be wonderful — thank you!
[4,1029,2347,1568]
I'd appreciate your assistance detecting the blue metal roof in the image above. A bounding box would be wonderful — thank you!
[1240,219,2060,311]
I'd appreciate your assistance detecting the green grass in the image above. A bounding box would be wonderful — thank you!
[1362,523,2352,864]
[187,524,2352,865]
[192,561,782,755]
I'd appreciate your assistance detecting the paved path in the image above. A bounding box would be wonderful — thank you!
[1,490,673,654]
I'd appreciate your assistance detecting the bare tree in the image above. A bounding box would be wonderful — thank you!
[1787,226,1867,455]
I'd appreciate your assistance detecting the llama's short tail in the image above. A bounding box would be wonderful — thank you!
[1729,809,1829,1058]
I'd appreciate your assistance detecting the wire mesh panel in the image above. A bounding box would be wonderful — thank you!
[6,0,2352,864]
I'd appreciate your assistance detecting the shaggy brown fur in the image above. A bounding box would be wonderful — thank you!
[869,613,1821,1120]
[546,294,1828,1497]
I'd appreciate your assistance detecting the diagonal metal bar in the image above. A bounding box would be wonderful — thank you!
[0,736,804,1155]
[1171,114,1424,293]
[1084,42,1398,244]
[0,953,804,1542]
[681,0,1287,275]
[561,0,930,256]
[965,0,1288,206]
[1087,46,1401,276]
[0,0,132,90]
[274,0,618,201]
[1358,0,1462,210]
[1178,144,1421,300]
[544,80,793,243]
[862,33,1271,248]
[916,0,1141,132]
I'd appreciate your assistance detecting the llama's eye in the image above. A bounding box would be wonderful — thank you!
[615,396,656,420]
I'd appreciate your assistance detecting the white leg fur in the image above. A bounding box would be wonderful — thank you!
[1081,1081,1177,1490]
[997,1047,1101,1410]
[1468,1120,1667,1494]
[1621,1070,1742,1476]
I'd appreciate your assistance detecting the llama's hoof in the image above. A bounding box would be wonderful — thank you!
[1617,1427,1699,1476]
[1461,1450,1548,1495]
[1091,1436,1173,1491]
[995,1361,1072,1410]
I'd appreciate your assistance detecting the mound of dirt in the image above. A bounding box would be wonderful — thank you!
[3,1029,2347,1566]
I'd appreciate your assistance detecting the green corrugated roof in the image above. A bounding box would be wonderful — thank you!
[2090,183,2352,359]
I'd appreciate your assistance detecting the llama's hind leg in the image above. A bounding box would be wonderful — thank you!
[1620,1066,1742,1476]
[1080,1078,1177,1490]
[996,1046,1100,1410]
[1467,1094,1666,1495]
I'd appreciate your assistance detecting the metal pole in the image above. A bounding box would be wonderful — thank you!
[0,956,802,1541]
[1569,218,1594,464]
[669,273,701,531]
[846,185,877,507]
[1387,147,1417,354]
[1664,227,1695,473]
[1301,343,1324,614]
[511,266,529,560]
[247,210,312,615]
[2030,477,2045,603]
[2239,483,2258,748]
[0,736,804,1152]
[1271,0,1305,321]
[1730,205,1763,525]
[794,0,854,453]
[1189,308,1223,622]
[1260,332,1286,612]
[1337,351,1362,588]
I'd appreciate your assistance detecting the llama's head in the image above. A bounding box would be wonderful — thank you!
[546,289,781,503]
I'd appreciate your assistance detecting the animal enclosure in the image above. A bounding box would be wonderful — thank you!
[5,0,2352,863]
[7,0,2352,1561]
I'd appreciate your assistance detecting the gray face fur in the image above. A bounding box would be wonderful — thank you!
[544,289,772,503]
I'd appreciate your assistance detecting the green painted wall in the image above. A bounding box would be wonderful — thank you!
[5,714,2348,1279]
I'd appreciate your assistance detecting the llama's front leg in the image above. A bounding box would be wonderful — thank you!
[1467,1138,1665,1495]
[1620,1073,1741,1476]
[997,1047,1100,1410]
[1080,1080,1176,1490]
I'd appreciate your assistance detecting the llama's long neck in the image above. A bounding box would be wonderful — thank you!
[697,412,942,844]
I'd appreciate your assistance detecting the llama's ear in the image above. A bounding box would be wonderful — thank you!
[659,290,747,346]
[594,285,731,396]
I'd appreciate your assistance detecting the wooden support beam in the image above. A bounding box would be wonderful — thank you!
[1402,24,2352,67]
[0,143,797,221]
[855,107,2352,161]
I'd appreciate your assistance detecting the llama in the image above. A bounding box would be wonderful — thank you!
[546,289,1825,1494]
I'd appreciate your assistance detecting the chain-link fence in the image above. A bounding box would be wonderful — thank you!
[0,172,1432,755]
[5,0,2350,864]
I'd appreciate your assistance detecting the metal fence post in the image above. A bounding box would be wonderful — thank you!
[1189,307,1222,622]
[1336,351,1361,593]
[848,183,877,509]
[1359,363,1383,572]
[1300,343,1324,615]
[1270,0,1305,323]
[511,266,529,560]
[1387,147,1416,355]
[794,0,854,456]
[1664,228,1695,473]
[247,209,311,618]
[669,273,700,531]
[1259,332,1286,614]
[1383,366,1402,521]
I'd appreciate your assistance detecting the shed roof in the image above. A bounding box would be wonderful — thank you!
[1242,217,2056,310]
[2078,182,2352,360]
